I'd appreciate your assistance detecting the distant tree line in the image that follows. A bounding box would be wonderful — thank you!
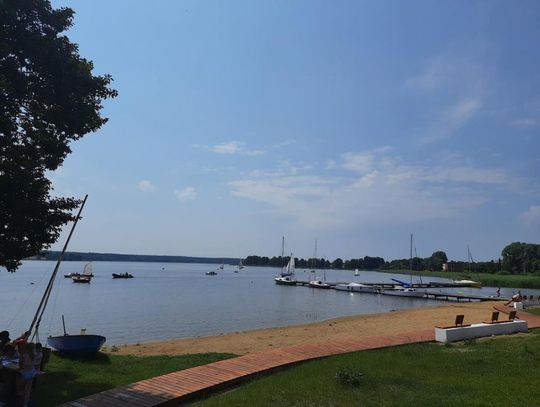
[245,242,540,274]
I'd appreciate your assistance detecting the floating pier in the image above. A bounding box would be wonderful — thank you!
[285,280,507,302]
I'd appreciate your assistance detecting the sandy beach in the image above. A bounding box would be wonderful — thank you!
[106,301,503,356]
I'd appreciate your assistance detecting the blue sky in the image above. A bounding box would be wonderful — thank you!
[49,0,540,262]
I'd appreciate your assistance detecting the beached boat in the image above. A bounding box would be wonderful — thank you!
[112,272,133,279]
[335,282,378,293]
[47,333,106,354]
[22,195,106,354]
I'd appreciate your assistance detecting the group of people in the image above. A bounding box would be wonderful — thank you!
[0,330,44,407]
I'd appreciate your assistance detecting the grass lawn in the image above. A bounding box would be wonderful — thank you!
[528,307,540,317]
[33,352,236,407]
[193,329,540,407]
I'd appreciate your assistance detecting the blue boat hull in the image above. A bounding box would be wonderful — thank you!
[47,334,106,354]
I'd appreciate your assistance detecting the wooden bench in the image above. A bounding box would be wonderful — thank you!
[484,310,517,324]
[436,314,471,329]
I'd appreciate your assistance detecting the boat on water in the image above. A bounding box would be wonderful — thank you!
[238,259,245,270]
[274,275,297,285]
[112,272,133,279]
[206,270,218,275]
[308,280,331,289]
[381,285,425,298]
[72,262,93,283]
[308,240,330,288]
[335,282,378,293]
[354,269,360,276]
[453,279,482,288]
[275,255,296,285]
[381,235,426,298]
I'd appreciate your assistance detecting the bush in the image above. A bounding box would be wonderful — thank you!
[335,366,363,385]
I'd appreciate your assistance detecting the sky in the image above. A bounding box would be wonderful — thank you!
[48,0,540,262]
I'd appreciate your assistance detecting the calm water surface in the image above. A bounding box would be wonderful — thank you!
[0,261,535,345]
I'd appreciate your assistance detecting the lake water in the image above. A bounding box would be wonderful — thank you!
[0,261,534,345]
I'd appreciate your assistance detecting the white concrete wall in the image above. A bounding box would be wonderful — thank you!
[435,320,528,343]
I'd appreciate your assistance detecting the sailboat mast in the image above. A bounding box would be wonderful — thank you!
[28,195,88,339]
[409,233,413,286]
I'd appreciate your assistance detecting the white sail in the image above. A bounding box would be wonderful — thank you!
[82,262,92,276]
[286,256,295,273]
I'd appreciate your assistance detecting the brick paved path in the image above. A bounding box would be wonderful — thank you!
[62,308,540,407]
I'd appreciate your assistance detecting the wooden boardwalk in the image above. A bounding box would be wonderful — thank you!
[62,308,540,407]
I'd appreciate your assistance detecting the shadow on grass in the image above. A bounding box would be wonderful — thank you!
[32,370,115,407]
[52,351,112,365]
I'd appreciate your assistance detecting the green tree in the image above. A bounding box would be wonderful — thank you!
[0,0,117,272]
[332,258,343,269]
[427,251,448,271]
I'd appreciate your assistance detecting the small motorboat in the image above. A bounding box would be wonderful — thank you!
[64,272,80,278]
[308,280,331,289]
[206,270,218,275]
[112,273,133,279]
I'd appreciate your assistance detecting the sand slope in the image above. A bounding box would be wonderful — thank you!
[106,301,504,356]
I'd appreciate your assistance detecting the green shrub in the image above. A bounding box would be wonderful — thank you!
[335,366,363,386]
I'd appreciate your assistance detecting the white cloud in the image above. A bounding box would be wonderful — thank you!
[341,152,374,173]
[212,141,242,154]
[210,141,266,156]
[138,180,155,192]
[511,118,536,128]
[174,187,197,203]
[520,205,540,224]
[228,149,518,231]
[421,98,482,144]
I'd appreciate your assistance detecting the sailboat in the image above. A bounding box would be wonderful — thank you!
[275,254,296,285]
[309,240,331,289]
[72,262,93,283]
[381,234,425,298]
[238,259,245,269]
[453,246,481,287]
[27,195,106,353]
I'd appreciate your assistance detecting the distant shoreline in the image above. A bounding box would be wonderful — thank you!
[27,251,240,265]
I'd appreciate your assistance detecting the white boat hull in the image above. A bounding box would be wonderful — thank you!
[335,283,378,293]
[275,276,296,285]
[382,288,426,298]
[309,280,331,289]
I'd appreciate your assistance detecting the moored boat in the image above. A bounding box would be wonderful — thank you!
[335,282,378,293]
[308,280,331,289]
[453,279,482,288]
[381,286,426,298]
[112,272,133,278]
[274,276,297,285]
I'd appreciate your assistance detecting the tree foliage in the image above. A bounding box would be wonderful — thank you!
[502,242,540,274]
[0,0,117,271]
